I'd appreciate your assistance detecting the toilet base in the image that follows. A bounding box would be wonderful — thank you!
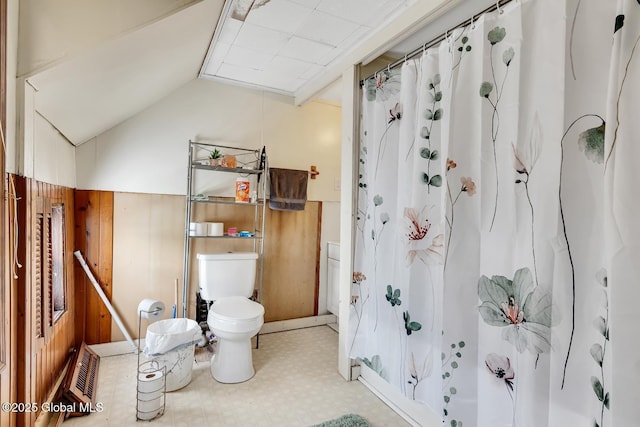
[211,336,255,383]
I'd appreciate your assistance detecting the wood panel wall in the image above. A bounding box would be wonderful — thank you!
[262,203,322,322]
[186,198,322,322]
[3,175,18,427]
[74,190,113,345]
[14,176,76,426]
[112,194,323,334]
[1,1,13,424]
[111,192,185,341]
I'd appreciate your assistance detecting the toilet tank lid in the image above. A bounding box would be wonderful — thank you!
[197,252,259,260]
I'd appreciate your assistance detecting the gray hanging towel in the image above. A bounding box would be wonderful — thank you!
[269,168,308,211]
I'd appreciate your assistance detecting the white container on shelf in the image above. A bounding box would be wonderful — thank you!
[207,222,224,236]
[192,223,207,236]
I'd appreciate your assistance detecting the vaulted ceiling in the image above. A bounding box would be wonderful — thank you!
[22,0,487,146]
[26,0,225,146]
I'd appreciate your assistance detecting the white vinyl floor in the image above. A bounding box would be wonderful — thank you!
[63,325,409,427]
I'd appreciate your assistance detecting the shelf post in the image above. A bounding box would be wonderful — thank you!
[182,142,195,318]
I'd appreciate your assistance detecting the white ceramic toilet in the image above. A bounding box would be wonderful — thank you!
[197,252,264,383]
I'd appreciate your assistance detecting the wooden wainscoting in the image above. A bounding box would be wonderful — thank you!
[262,203,322,322]
[74,190,113,345]
[112,194,323,333]
[185,198,321,322]
[111,192,185,341]
[14,176,77,426]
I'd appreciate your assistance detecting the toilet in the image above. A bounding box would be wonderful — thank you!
[197,252,264,383]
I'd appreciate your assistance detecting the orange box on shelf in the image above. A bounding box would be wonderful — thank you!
[235,178,250,203]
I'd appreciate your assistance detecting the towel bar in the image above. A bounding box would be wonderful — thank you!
[309,165,320,179]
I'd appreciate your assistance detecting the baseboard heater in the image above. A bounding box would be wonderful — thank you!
[59,342,101,417]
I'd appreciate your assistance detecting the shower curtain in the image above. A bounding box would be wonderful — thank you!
[349,0,640,425]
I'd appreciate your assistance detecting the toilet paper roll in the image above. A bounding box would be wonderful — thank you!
[137,396,163,421]
[194,223,207,235]
[207,222,224,236]
[138,299,165,320]
[137,370,164,398]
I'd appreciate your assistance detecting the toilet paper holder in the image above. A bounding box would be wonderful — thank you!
[136,305,166,421]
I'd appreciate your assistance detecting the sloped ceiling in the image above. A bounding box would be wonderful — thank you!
[27,0,224,146]
[24,0,474,146]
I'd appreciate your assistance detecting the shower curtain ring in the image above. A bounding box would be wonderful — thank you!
[497,1,503,14]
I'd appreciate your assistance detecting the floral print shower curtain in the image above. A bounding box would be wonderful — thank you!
[349,0,640,425]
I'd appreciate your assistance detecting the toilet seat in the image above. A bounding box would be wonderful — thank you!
[208,296,264,334]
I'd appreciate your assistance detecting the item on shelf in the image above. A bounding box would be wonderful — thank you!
[192,223,207,235]
[235,178,250,203]
[207,222,224,236]
[208,149,222,166]
[227,227,238,236]
[238,231,254,237]
[257,146,266,183]
[222,154,237,168]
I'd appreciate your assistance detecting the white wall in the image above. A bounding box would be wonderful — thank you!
[76,78,342,202]
[33,115,76,187]
[5,0,19,174]
[14,80,76,187]
[17,0,200,77]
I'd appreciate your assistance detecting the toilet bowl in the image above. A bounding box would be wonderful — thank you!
[207,296,264,383]
[197,252,264,384]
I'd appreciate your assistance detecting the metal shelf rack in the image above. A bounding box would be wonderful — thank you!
[181,140,267,318]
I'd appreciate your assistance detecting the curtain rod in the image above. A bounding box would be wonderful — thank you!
[361,0,515,85]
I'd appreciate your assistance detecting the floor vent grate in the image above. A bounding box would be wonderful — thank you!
[60,342,100,417]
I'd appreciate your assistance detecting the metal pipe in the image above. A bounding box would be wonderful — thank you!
[74,250,137,351]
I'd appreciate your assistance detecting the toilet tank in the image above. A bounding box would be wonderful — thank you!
[197,252,258,301]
